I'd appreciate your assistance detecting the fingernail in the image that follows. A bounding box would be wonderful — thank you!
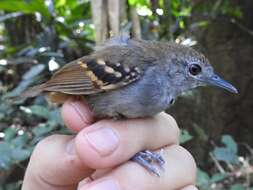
[66,139,76,155]
[85,128,119,156]
[85,179,119,190]
[69,101,93,125]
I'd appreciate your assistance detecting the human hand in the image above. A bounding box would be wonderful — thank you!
[22,99,198,190]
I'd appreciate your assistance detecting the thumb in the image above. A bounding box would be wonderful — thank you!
[22,135,93,190]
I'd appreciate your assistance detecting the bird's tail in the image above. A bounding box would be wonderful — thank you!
[5,83,46,102]
[19,83,46,98]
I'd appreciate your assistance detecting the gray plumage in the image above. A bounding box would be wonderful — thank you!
[21,35,238,176]
[22,35,237,119]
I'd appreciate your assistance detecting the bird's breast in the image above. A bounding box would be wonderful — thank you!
[86,66,172,118]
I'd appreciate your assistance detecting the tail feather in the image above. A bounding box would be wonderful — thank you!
[4,83,46,102]
[20,83,46,98]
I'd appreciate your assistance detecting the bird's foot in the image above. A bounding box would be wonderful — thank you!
[113,112,126,120]
[131,149,165,177]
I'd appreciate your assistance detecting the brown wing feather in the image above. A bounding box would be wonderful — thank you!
[39,56,142,95]
[42,61,102,95]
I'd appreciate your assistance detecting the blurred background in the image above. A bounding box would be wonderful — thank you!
[0,0,252,189]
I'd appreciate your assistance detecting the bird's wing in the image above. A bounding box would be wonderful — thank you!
[40,50,143,95]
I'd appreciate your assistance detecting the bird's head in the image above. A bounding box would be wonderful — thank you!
[165,44,238,94]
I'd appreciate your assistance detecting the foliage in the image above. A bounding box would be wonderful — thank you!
[0,0,252,189]
[213,135,239,164]
[0,0,50,19]
[194,135,253,190]
[180,129,193,144]
[180,131,253,190]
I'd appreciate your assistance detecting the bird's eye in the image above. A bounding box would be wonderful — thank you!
[189,64,202,76]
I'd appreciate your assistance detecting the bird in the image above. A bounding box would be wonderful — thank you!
[20,35,238,176]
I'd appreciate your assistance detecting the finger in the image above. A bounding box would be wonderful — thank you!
[180,185,199,190]
[79,145,197,190]
[91,168,113,179]
[22,135,94,190]
[75,112,180,169]
[61,99,94,132]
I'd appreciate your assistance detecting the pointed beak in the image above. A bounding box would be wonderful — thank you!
[206,74,238,93]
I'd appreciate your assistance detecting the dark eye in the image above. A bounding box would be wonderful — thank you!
[189,64,202,76]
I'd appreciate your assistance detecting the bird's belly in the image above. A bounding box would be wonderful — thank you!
[86,93,169,118]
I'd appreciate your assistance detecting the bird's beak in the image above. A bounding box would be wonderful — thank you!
[206,74,238,93]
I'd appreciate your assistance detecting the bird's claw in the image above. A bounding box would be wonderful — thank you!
[131,150,165,177]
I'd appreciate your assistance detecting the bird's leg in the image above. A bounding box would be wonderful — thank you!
[131,149,165,177]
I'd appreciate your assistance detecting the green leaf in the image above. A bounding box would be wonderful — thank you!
[22,64,45,80]
[5,79,33,98]
[210,173,227,183]
[0,101,13,119]
[55,0,67,7]
[49,109,63,125]
[213,147,238,164]
[180,129,193,144]
[230,184,245,190]
[179,20,185,29]
[32,123,54,137]
[0,140,31,170]
[0,0,50,19]
[222,135,237,154]
[21,105,50,119]
[128,0,149,6]
[197,169,210,187]
[12,148,30,162]
[213,135,238,164]
[4,64,45,98]
[178,7,192,17]
[0,142,12,170]
[4,128,17,141]
[11,133,29,148]
[3,181,22,190]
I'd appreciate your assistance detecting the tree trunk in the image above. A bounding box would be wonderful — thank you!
[91,0,108,44]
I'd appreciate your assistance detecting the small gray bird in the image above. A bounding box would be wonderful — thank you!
[22,35,238,176]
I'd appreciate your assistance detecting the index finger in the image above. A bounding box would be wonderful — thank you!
[61,99,94,132]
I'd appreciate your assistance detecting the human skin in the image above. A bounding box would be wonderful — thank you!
[22,99,198,190]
